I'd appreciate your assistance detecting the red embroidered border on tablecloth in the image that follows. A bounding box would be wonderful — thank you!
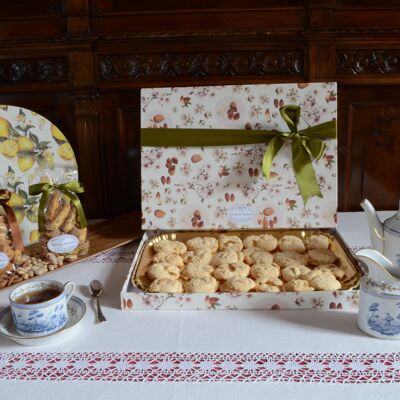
[0,352,399,383]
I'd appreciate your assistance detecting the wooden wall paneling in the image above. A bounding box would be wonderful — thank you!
[339,86,400,211]
[91,8,305,36]
[0,1,400,215]
[0,92,74,142]
[72,92,105,217]
[363,105,400,209]
[99,90,141,217]
[115,91,142,216]
[95,33,307,89]
[0,51,69,92]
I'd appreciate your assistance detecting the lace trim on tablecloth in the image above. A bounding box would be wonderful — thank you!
[0,352,399,383]
[85,242,138,264]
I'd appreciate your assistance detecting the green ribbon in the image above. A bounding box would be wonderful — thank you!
[29,181,87,232]
[141,105,336,204]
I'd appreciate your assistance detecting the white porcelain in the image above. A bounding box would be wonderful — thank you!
[0,295,85,346]
[361,199,400,267]
[355,249,400,339]
[9,280,75,337]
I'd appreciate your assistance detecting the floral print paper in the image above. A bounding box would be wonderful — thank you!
[141,83,337,230]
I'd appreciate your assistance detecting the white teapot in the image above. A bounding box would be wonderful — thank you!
[361,199,400,267]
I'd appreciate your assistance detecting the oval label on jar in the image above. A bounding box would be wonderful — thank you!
[47,234,79,254]
[0,252,9,268]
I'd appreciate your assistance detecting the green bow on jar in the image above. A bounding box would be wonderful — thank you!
[29,181,87,232]
[141,104,336,204]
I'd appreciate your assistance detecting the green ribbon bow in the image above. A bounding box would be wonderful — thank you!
[29,181,87,232]
[141,104,336,204]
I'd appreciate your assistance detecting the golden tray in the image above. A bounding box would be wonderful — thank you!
[132,228,361,293]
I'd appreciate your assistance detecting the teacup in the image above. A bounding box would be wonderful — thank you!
[9,280,75,337]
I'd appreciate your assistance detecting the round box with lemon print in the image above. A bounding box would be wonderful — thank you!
[0,105,78,245]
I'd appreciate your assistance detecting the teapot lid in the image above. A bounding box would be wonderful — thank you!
[384,201,400,235]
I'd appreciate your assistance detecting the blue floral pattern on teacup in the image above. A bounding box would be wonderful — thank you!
[9,280,74,337]
[367,302,400,336]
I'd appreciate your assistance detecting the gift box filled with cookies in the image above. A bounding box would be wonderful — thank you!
[121,83,361,310]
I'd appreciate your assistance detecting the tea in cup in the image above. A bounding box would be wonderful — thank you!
[9,280,75,337]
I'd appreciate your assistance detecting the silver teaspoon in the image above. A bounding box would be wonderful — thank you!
[89,280,107,322]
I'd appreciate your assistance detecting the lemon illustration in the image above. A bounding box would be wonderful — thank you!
[17,156,35,172]
[0,139,18,157]
[0,117,11,138]
[29,230,40,242]
[58,143,74,160]
[51,124,67,143]
[27,205,38,223]
[15,210,25,224]
[17,136,35,152]
[42,149,55,168]
[7,192,24,208]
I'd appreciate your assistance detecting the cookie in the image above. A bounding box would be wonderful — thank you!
[281,264,311,281]
[242,247,273,266]
[242,235,259,248]
[186,237,219,252]
[256,234,279,252]
[149,278,183,293]
[183,276,219,293]
[213,262,250,281]
[304,234,330,250]
[152,251,184,267]
[218,235,243,252]
[305,270,341,291]
[153,240,187,255]
[284,279,315,292]
[255,277,283,292]
[147,263,180,280]
[314,264,345,279]
[182,262,214,279]
[278,235,305,253]
[250,263,280,280]
[220,277,256,293]
[243,234,278,252]
[211,250,242,267]
[308,249,336,266]
[182,248,212,265]
[273,251,308,268]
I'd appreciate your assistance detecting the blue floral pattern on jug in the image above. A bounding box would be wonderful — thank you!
[15,303,67,333]
[367,302,400,336]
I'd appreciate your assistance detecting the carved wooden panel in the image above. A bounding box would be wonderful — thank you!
[0,57,67,85]
[98,51,304,81]
[337,50,400,75]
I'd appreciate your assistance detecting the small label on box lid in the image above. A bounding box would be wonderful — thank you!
[228,205,255,223]
[47,234,79,254]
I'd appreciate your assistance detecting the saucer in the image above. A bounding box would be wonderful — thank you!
[0,296,85,346]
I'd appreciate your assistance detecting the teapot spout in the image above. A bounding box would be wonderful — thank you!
[355,249,400,282]
[360,199,384,253]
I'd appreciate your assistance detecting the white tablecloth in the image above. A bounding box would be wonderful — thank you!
[1,211,399,400]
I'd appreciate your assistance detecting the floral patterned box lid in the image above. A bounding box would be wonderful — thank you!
[141,83,337,230]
